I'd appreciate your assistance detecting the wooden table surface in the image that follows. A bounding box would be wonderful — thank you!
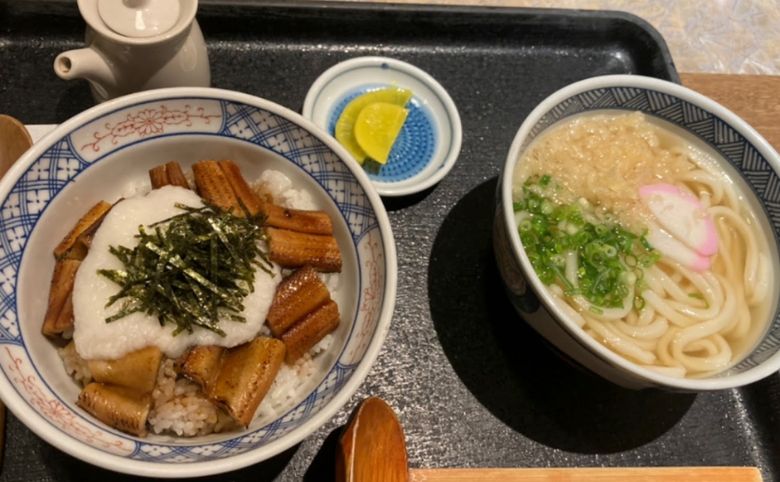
[681,73,780,152]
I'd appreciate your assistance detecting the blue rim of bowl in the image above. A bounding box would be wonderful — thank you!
[0,87,398,477]
[302,56,463,197]
[502,74,780,391]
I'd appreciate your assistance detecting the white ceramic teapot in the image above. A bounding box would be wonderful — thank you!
[54,0,210,102]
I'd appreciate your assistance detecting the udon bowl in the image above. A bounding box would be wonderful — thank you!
[0,87,396,476]
[495,74,780,391]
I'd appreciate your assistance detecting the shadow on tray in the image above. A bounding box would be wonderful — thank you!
[382,184,436,212]
[428,177,696,454]
[302,425,342,482]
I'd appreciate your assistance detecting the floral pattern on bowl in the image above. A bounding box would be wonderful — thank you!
[0,88,396,477]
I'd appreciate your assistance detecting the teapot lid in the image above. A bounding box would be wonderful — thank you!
[97,0,180,38]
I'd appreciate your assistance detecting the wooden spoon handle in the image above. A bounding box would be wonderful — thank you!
[410,467,762,481]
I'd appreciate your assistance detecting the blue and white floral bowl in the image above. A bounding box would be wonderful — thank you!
[495,75,780,391]
[0,88,397,476]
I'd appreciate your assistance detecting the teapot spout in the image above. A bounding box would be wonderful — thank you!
[54,48,117,98]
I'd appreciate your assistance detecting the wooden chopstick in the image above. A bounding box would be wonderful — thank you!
[410,467,762,481]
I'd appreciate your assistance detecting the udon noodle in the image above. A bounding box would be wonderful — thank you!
[513,111,776,378]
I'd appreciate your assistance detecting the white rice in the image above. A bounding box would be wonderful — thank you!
[59,342,92,386]
[147,359,235,437]
[256,334,334,420]
[60,169,341,437]
[255,170,318,210]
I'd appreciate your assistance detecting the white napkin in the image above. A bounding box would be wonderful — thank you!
[26,124,57,143]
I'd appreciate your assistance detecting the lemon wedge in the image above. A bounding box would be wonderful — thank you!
[335,87,412,164]
[354,102,408,165]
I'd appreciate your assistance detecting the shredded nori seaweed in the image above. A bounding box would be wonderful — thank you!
[98,203,272,336]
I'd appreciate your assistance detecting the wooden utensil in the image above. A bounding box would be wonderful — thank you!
[0,115,33,176]
[0,114,33,469]
[337,397,763,482]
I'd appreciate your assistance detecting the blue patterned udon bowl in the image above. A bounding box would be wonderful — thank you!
[0,88,396,476]
[495,75,780,391]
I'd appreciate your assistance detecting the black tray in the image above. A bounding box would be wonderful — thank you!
[1,2,778,481]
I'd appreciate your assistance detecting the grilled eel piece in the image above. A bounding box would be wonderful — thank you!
[180,270,340,422]
[88,346,163,393]
[53,200,112,261]
[193,160,341,269]
[42,259,80,337]
[178,337,285,427]
[208,337,285,427]
[215,159,263,215]
[195,159,336,233]
[266,227,341,272]
[192,160,244,216]
[78,383,152,437]
[149,161,190,189]
[221,159,334,234]
[267,266,331,336]
[178,337,286,427]
[192,159,268,218]
[280,300,340,364]
[44,201,113,337]
[266,266,340,362]
[178,345,225,393]
[261,203,333,235]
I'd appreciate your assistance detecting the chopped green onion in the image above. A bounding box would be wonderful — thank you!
[514,175,659,309]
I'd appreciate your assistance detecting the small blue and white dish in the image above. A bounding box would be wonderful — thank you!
[303,56,462,197]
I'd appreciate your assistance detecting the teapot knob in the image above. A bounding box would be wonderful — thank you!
[97,0,181,38]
